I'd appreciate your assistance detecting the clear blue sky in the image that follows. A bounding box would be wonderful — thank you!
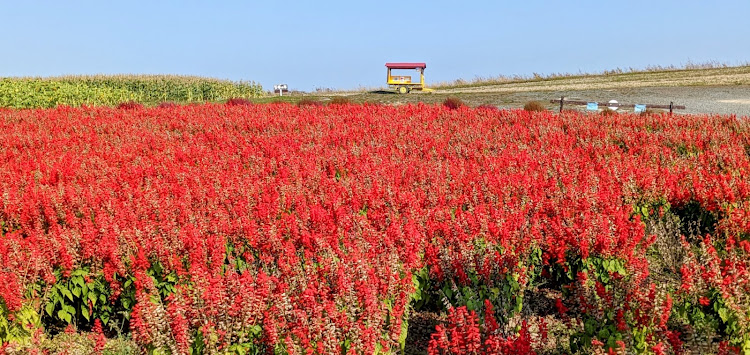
[1,1,749,91]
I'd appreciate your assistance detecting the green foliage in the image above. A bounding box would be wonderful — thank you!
[438,272,524,319]
[548,254,627,287]
[588,257,628,285]
[191,326,267,355]
[631,197,671,222]
[570,315,624,354]
[672,200,718,238]
[147,261,179,300]
[414,247,544,326]
[43,263,178,334]
[0,75,263,109]
[43,268,133,332]
[549,255,630,353]
[16,332,139,354]
[411,266,432,311]
[675,289,750,351]
[2,297,139,353]
[0,301,42,345]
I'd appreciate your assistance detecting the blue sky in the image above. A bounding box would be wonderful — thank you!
[1,1,749,91]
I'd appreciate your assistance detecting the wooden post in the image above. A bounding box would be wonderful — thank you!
[559,96,564,113]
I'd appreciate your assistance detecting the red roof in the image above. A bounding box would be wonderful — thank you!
[385,62,426,69]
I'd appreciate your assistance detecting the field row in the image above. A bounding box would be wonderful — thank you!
[0,103,749,353]
[0,75,263,109]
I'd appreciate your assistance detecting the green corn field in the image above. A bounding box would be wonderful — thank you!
[0,75,263,108]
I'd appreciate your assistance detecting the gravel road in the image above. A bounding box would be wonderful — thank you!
[322,85,750,117]
[517,86,750,116]
[403,86,750,116]
[427,67,750,116]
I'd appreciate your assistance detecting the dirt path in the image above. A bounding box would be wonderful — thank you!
[278,67,750,116]
[312,86,750,116]
[477,86,750,116]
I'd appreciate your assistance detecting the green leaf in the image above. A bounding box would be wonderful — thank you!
[49,287,60,301]
[584,319,596,335]
[598,329,610,341]
[58,310,72,323]
[510,278,519,291]
[45,302,55,316]
[398,316,409,352]
[72,287,81,298]
[72,276,84,287]
[600,274,610,284]
[61,288,74,301]
[81,307,90,321]
[89,291,97,306]
[718,307,729,322]
[411,291,421,302]
[607,337,617,350]
[231,344,248,355]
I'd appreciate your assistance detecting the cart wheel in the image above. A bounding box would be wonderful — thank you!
[398,86,409,94]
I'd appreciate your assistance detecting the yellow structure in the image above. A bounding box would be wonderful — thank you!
[385,62,433,94]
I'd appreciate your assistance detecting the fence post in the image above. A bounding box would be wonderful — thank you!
[669,101,673,114]
[559,96,564,113]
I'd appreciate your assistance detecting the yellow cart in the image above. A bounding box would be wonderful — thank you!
[385,62,433,94]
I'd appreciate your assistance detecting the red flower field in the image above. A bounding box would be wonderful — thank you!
[0,103,749,354]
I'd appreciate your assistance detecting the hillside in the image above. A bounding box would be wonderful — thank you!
[435,65,750,93]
